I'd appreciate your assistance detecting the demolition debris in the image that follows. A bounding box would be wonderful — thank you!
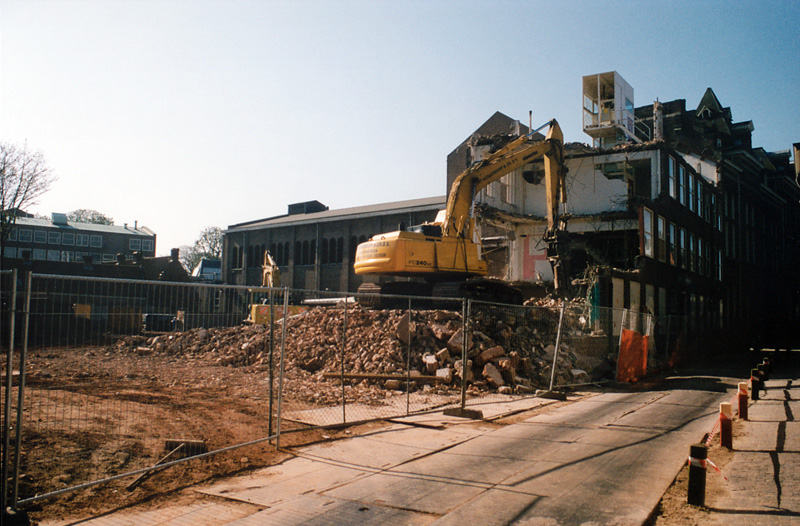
[112,305,613,405]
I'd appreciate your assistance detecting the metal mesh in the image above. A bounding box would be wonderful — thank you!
[1,272,689,509]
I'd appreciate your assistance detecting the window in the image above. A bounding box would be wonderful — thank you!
[34,231,47,244]
[33,249,47,260]
[8,229,17,241]
[77,234,89,247]
[61,251,74,262]
[688,175,696,213]
[642,208,654,258]
[668,223,677,266]
[47,250,60,261]
[657,216,667,263]
[141,239,154,252]
[76,251,88,261]
[678,165,686,206]
[697,184,704,219]
[102,254,115,262]
[321,238,329,264]
[668,157,676,198]
[688,233,696,272]
[90,235,102,248]
[4,247,17,259]
[679,229,687,269]
[62,233,75,245]
[697,239,704,275]
[18,229,32,242]
[129,238,141,251]
[717,250,723,281]
[48,232,61,244]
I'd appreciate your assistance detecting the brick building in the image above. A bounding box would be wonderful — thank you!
[455,72,799,349]
[1,212,157,270]
[223,197,445,291]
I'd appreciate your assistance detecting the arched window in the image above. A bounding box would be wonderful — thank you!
[294,241,301,264]
[321,238,329,264]
[349,237,358,261]
[302,240,309,265]
[283,242,290,265]
[310,240,316,264]
[337,237,344,263]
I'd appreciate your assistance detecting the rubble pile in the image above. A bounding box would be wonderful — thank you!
[112,304,613,405]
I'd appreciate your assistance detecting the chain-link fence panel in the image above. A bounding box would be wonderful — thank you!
[274,289,466,438]
[10,274,283,508]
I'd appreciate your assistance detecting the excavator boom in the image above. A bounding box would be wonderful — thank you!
[354,119,567,298]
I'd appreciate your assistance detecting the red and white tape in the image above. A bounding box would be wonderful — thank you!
[688,456,728,481]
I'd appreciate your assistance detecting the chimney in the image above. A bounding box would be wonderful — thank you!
[134,220,138,230]
[653,100,663,141]
[171,248,180,262]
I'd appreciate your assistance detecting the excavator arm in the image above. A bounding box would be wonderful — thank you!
[442,119,565,240]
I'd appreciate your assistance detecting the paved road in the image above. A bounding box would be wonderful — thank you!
[57,380,734,526]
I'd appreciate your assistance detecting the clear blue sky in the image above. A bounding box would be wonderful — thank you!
[2,0,798,255]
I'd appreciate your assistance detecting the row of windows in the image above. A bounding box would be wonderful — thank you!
[3,247,117,263]
[666,156,721,230]
[642,208,722,281]
[231,235,373,269]
[6,228,154,252]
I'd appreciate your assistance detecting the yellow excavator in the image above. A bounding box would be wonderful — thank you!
[354,119,568,303]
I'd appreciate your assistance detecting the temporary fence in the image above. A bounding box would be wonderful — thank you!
[1,272,686,512]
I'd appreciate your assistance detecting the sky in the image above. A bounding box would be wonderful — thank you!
[2,0,798,256]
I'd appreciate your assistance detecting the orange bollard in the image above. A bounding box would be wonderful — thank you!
[720,402,733,449]
[738,382,749,420]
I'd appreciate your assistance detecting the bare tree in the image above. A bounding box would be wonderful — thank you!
[67,208,114,225]
[180,227,223,272]
[0,142,56,263]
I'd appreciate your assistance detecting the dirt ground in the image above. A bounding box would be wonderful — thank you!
[8,344,401,525]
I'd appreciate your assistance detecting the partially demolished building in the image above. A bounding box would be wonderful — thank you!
[457,72,799,349]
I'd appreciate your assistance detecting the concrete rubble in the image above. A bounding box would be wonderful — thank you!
[112,304,614,406]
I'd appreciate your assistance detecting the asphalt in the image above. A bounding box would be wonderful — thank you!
[34,365,800,526]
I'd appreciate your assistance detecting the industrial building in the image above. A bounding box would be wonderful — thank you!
[222,197,445,291]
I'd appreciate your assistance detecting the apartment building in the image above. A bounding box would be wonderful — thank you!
[2,212,156,268]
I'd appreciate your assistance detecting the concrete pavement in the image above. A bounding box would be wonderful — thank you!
[702,372,800,525]
[47,381,737,526]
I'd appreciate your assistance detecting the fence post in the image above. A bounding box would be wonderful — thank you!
[460,298,469,410]
[548,303,567,392]
[2,270,18,513]
[11,272,32,509]
[267,289,275,438]
[406,297,411,415]
[341,297,347,425]
[275,288,289,449]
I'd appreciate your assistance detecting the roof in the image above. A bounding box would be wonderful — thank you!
[11,216,155,236]
[226,196,446,232]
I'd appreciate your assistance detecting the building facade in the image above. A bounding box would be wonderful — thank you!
[1,212,156,270]
[454,72,799,349]
[223,197,445,291]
